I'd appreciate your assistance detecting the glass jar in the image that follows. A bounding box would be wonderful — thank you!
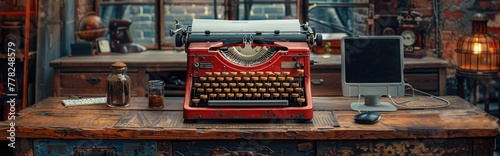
[148,80,165,108]
[106,62,131,107]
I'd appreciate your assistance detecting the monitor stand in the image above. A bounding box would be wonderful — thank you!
[350,95,397,112]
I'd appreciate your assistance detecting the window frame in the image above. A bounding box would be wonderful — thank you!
[95,0,370,50]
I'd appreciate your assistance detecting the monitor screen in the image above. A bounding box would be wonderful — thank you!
[344,37,403,83]
[341,36,405,111]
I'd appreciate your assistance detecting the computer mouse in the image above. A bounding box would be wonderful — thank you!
[354,112,381,124]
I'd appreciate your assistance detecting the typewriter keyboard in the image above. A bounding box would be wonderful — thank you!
[189,71,307,107]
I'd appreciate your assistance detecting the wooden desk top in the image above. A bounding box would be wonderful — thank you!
[49,51,448,70]
[0,96,497,141]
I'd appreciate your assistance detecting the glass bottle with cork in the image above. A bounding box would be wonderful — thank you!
[106,62,131,107]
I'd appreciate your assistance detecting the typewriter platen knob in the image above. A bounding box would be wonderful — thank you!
[175,34,183,47]
[315,33,323,46]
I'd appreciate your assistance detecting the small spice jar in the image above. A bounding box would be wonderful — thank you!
[148,80,165,108]
[106,62,131,107]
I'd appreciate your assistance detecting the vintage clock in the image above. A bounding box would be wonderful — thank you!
[397,1,424,58]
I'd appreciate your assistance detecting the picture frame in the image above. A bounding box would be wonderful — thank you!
[96,38,111,53]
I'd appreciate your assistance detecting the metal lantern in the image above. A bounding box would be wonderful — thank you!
[456,13,500,76]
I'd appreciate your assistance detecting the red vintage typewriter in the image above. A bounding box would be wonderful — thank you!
[170,19,322,122]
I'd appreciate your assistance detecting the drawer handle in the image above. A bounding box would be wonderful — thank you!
[87,77,101,84]
[311,78,324,85]
[213,146,274,156]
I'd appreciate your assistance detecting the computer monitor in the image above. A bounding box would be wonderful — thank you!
[341,36,405,112]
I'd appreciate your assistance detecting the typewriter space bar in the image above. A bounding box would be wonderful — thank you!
[208,100,289,107]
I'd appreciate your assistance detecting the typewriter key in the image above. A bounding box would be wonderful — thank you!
[194,83,202,87]
[263,93,271,98]
[297,98,306,103]
[236,93,244,98]
[200,94,208,99]
[218,93,226,98]
[192,99,200,104]
[245,93,253,98]
[254,93,261,98]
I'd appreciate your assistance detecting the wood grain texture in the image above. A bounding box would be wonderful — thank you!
[0,96,497,141]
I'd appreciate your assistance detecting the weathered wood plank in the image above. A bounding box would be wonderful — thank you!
[0,96,496,141]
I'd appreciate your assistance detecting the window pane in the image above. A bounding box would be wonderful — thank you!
[101,0,154,2]
[237,1,297,20]
[307,0,368,35]
[100,5,156,46]
[165,0,223,3]
[163,3,224,46]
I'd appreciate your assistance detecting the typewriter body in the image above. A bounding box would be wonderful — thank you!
[171,19,322,121]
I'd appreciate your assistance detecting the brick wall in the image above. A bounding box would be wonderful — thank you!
[370,0,500,78]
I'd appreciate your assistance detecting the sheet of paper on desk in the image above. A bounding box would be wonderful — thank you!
[191,19,301,32]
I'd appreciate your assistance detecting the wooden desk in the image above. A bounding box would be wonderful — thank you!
[50,51,448,97]
[0,96,497,155]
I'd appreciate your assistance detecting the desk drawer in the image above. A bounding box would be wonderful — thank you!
[59,73,139,97]
[404,73,438,92]
[34,139,157,156]
[172,140,314,156]
[311,72,342,96]
[317,139,474,155]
